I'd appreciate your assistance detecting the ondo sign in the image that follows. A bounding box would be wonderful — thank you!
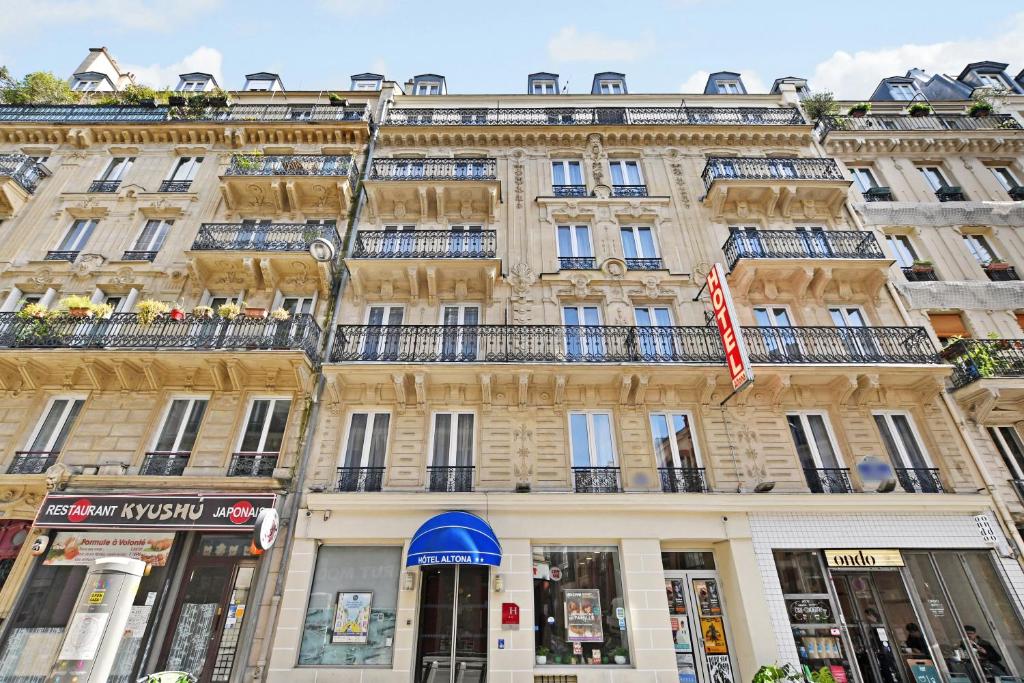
[825,549,904,568]
[35,493,277,531]
[706,263,753,391]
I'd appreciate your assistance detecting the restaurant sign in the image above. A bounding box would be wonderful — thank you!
[825,549,904,568]
[35,493,277,531]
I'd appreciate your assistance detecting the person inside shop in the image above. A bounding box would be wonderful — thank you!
[964,625,1008,678]
[904,623,929,656]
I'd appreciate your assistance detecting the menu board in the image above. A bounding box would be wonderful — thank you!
[43,532,174,566]
[165,603,217,675]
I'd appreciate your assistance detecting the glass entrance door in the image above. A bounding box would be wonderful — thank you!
[664,564,737,683]
[415,564,488,683]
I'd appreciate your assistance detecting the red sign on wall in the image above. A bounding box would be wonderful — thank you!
[501,602,520,626]
[706,263,754,392]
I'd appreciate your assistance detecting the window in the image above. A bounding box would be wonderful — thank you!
[56,219,97,252]
[620,226,657,260]
[788,413,848,492]
[341,412,390,468]
[169,157,202,182]
[989,426,1024,481]
[598,80,623,94]
[299,546,402,666]
[754,306,800,359]
[551,160,584,187]
[246,80,273,91]
[440,304,480,360]
[991,166,1021,192]
[352,80,379,91]
[889,83,917,100]
[238,398,291,453]
[73,79,100,92]
[533,81,556,94]
[650,412,701,469]
[363,305,404,360]
[569,412,616,468]
[850,167,880,193]
[977,73,1007,89]
[754,306,793,327]
[153,398,207,453]
[557,225,593,259]
[608,160,643,186]
[179,80,206,92]
[919,166,950,192]
[716,80,741,94]
[430,412,474,466]
[886,234,918,268]
[829,307,867,327]
[563,305,603,358]
[533,545,629,665]
[132,219,172,254]
[873,412,939,492]
[415,82,441,95]
[98,157,134,182]
[279,295,314,316]
[962,234,996,265]
[26,398,84,453]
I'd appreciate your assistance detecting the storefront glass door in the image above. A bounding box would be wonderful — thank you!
[663,552,736,683]
[415,564,488,683]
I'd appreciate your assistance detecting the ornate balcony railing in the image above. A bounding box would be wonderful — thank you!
[352,230,496,258]
[659,467,708,493]
[369,157,496,181]
[702,157,846,192]
[552,184,588,197]
[817,113,1021,137]
[901,266,939,282]
[559,256,597,270]
[863,186,894,202]
[723,230,885,269]
[1010,187,1024,201]
[427,465,474,492]
[7,451,58,474]
[895,467,943,493]
[213,104,369,122]
[337,466,385,492]
[0,312,321,360]
[0,154,47,193]
[573,467,620,493]
[936,186,966,202]
[140,452,190,476]
[742,326,937,365]
[122,250,158,261]
[1012,479,1024,504]
[984,265,1020,281]
[803,467,854,494]
[0,104,370,124]
[88,180,121,193]
[227,452,278,477]
[384,106,805,126]
[44,250,79,261]
[192,222,341,254]
[158,180,192,193]
[611,185,648,198]
[0,104,169,122]
[944,339,1024,389]
[625,258,663,270]
[224,154,356,182]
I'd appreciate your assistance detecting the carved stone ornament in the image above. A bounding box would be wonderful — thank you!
[513,162,525,209]
[72,253,106,278]
[507,262,537,295]
[45,462,71,491]
[601,258,627,279]
[32,268,54,286]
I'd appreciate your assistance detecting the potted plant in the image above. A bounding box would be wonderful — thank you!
[206,89,229,108]
[136,299,169,325]
[968,100,994,117]
[270,307,291,321]
[911,259,934,273]
[908,102,932,117]
[800,91,837,123]
[243,303,267,319]
[611,647,628,665]
[985,257,1010,271]
[192,304,214,319]
[535,645,550,665]
[168,95,187,107]
[234,151,264,172]
[59,294,95,318]
[169,303,186,321]
[328,93,347,107]
[848,102,871,118]
[217,302,241,320]
[92,302,114,319]
[17,302,49,320]
[752,663,802,683]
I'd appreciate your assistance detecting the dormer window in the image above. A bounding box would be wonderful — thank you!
[72,78,100,92]
[415,81,441,95]
[179,80,206,92]
[890,83,916,100]
[353,80,379,91]
[977,73,1008,89]
[247,80,273,91]
[716,80,742,94]
[533,80,556,95]
[598,80,623,94]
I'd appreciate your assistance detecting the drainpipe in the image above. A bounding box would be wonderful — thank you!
[233,89,391,683]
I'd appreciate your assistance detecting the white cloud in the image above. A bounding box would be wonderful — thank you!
[547,26,654,63]
[124,47,224,89]
[811,12,1024,97]
[680,69,767,94]
[0,0,221,36]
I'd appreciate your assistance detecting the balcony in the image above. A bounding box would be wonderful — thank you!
[984,264,1019,281]
[803,467,853,494]
[0,312,321,361]
[901,266,939,282]
[363,158,499,222]
[553,184,588,198]
[383,106,805,127]
[353,229,495,259]
[227,452,278,477]
[625,258,663,270]
[895,467,943,493]
[337,467,385,492]
[817,113,1021,138]
[219,154,357,213]
[701,157,850,220]
[158,180,192,193]
[936,186,966,202]
[611,185,648,198]
[659,467,708,493]
[573,467,620,493]
[121,250,157,262]
[945,339,1024,392]
[743,326,936,365]
[139,452,189,476]
[722,230,891,300]
[427,465,474,492]
[188,222,342,296]
[7,451,58,474]
[0,154,46,217]
[44,250,79,262]
[559,257,597,270]
[1010,187,1024,202]
[863,186,894,202]
[88,180,121,193]
[0,103,371,124]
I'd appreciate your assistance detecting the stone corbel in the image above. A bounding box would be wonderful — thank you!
[418,187,429,218]
[760,372,791,408]
[425,267,437,305]
[406,267,420,300]
[480,374,492,411]
[634,374,650,406]
[965,387,999,424]
[224,360,243,392]
[773,186,790,217]
[554,374,566,408]
[392,373,407,409]
[518,372,530,409]
[414,373,426,409]
[700,375,718,406]
[848,373,880,406]
[618,375,633,406]
[829,375,858,407]
[434,186,446,219]
[910,375,946,405]
[792,266,815,301]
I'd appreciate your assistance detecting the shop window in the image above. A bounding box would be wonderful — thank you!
[533,545,629,666]
[298,546,402,666]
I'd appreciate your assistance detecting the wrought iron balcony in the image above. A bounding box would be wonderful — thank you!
[214,104,369,122]
[140,452,190,476]
[611,185,648,198]
[863,186,894,202]
[702,157,846,192]
[337,466,385,492]
[0,154,47,193]
[121,250,158,261]
[0,104,168,123]
[901,266,939,282]
[1010,186,1024,201]
[369,157,496,181]
[0,103,371,124]
[352,230,496,258]
[895,467,943,493]
[723,230,885,270]
[742,326,937,365]
[427,465,474,492]
[227,452,278,477]
[553,184,588,197]
[803,467,854,494]
[944,339,1024,389]
[7,451,58,474]
[984,264,1019,281]
[88,180,121,193]
[659,467,708,493]
[1012,479,1024,504]
[224,154,356,179]
[817,113,1021,137]
[384,106,805,126]
[44,250,79,261]
[192,222,341,253]
[625,258,663,270]
[573,467,620,493]
[559,256,597,270]
[936,186,966,202]
[158,180,192,193]
[0,312,321,360]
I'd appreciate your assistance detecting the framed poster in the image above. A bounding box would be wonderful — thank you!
[666,579,687,615]
[670,615,692,652]
[692,578,722,617]
[332,592,373,644]
[707,654,735,683]
[700,617,728,654]
[563,589,603,642]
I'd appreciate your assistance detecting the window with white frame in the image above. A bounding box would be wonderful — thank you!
[56,219,97,252]
[415,82,441,95]
[278,295,315,316]
[72,79,100,92]
[977,73,1007,89]
[886,234,919,268]
[238,398,291,454]
[919,166,951,192]
[787,413,847,492]
[873,411,938,491]
[829,306,868,327]
[988,426,1024,481]
[98,157,134,182]
[850,167,881,193]
[620,226,658,261]
[246,80,274,91]
[551,160,584,187]
[341,412,390,468]
[716,80,742,94]
[990,166,1021,192]
[754,306,800,359]
[609,160,643,186]
[598,80,623,94]
[532,80,556,94]
[132,219,172,254]
[352,80,379,91]
[962,234,997,265]
[179,80,206,92]
[556,225,593,259]
[430,412,474,466]
[563,305,603,358]
[753,306,793,327]
[152,398,208,453]
[25,397,85,453]
[168,157,203,182]
[569,412,616,467]
[889,83,917,100]
[649,412,701,469]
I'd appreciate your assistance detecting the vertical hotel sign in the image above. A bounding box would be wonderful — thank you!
[706,263,754,392]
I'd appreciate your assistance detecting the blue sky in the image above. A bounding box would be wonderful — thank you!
[1,0,1023,97]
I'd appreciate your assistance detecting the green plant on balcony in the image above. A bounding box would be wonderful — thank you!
[95,83,168,108]
[136,299,169,325]
[234,150,264,171]
[192,305,214,319]
[943,333,1006,379]
[907,102,932,117]
[14,302,63,346]
[58,294,97,318]
[328,92,347,107]
[911,259,934,272]
[217,302,241,320]
[848,102,872,118]
[270,307,291,321]
[968,100,994,117]
[92,302,114,319]
[802,91,837,122]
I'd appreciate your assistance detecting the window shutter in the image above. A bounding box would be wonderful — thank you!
[929,313,970,339]
[1016,312,1024,334]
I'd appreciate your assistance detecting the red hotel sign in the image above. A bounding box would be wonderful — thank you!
[706,263,754,392]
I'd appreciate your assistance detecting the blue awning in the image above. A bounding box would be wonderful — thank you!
[406,511,502,567]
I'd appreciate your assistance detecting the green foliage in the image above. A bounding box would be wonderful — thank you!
[808,667,837,683]
[801,91,838,121]
[752,664,802,683]
[968,99,994,116]
[944,334,1007,379]
[848,102,872,113]
[0,69,78,104]
[95,83,169,106]
[907,102,932,115]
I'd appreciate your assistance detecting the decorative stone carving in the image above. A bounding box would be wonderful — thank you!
[669,162,693,208]
[513,162,525,208]
[31,268,54,286]
[601,258,627,279]
[586,133,606,186]
[45,462,71,491]
[72,253,105,278]
[513,423,534,487]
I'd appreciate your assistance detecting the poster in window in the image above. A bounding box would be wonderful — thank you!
[563,589,603,642]
[691,578,722,617]
[707,654,735,683]
[700,617,729,654]
[670,615,692,652]
[332,592,373,644]
[676,653,698,683]
[666,579,687,614]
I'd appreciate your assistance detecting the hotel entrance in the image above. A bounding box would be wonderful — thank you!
[414,565,488,683]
